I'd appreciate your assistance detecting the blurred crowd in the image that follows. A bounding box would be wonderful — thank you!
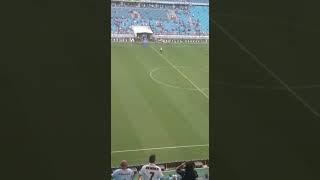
[111,2,209,36]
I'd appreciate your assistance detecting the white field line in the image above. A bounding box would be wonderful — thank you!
[151,46,209,99]
[111,144,209,154]
[149,66,209,91]
[213,20,320,119]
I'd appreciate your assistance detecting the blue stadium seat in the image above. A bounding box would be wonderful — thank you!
[111,5,209,35]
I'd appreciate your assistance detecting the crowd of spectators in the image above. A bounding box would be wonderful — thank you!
[111,2,209,36]
[163,0,209,3]
[111,154,208,180]
[112,0,209,4]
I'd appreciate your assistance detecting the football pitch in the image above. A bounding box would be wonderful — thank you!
[111,43,209,167]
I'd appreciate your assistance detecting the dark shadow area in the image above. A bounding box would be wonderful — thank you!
[212,0,320,179]
[0,0,109,179]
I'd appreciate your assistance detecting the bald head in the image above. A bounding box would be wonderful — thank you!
[120,160,128,169]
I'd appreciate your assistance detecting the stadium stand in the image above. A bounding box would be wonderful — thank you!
[111,1,208,36]
[112,0,209,4]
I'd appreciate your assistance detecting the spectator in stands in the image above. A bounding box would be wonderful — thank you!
[138,154,164,180]
[111,2,208,35]
[112,160,135,180]
[176,161,198,180]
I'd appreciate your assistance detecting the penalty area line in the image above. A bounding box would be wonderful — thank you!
[111,144,209,154]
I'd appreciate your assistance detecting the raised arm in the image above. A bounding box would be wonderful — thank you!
[176,162,186,171]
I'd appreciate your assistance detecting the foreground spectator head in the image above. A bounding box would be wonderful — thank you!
[149,154,156,163]
[185,161,195,171]
[176,161,198,180]
[138,154,164,180]
[112,160,134,180]
[120,160,128,169]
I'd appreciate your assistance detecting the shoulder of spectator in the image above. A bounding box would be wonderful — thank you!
[111,169,118,177]
[113,169,120,173]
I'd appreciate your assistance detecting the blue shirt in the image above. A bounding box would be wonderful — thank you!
[112,168,134,180]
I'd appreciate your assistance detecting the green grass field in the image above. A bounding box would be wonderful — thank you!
[111,43,209,167]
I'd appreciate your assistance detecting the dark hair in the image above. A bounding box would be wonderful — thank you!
[185,161,195,172]
[149,154,156,163]
[180,161,198,180]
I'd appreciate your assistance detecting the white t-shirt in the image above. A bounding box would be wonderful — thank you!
[139,163,164,180]
[112,168,134,180]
